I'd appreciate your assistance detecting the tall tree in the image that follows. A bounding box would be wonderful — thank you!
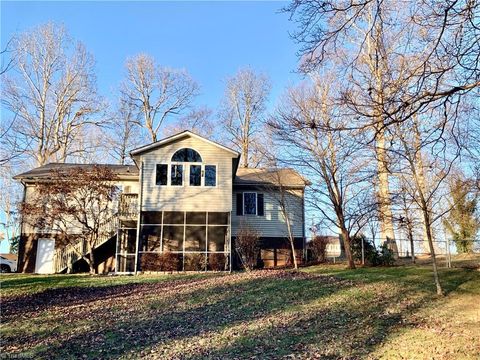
[286,0,480,250]
[1,23,103,166]
[391,106,464,295]
[270,78,375,269]
[121,53,199,142]
[107,97,142,165]
[220,67,271,168]
[162,106,217,139]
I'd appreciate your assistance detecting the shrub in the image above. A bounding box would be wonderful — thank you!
[140,252,181,272]
[235,223,260,271]
[350,234,394,266]
[310,235,328,263]
[208,253,227,271]
[160,252,181,271]
[378,243,395,266]
[140,253,161,271]
[184,253,206,271]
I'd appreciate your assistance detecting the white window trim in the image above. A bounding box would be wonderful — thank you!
[155,162,217,188]
[153,148,218,188]
[243,192,257,216]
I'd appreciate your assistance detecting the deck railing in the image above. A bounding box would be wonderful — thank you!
[54,213,119,273]
[119,193,139,218]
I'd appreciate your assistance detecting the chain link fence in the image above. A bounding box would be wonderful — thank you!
[367,237,480,268]
[310,236,480,268]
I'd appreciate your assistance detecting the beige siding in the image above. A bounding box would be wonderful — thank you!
[117,179,140,194]
[22,179,139,234]
[231,189,304,238]
[139,135,235,212]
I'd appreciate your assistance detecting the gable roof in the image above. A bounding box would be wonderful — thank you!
[130,130,240,157]
[234,168,309,188]
[13,163,139,181]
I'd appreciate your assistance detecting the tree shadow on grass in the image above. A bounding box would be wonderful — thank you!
[306,265,480,295]
[1,274,218,320]
[23,273,350,359]
[4,269,478,359]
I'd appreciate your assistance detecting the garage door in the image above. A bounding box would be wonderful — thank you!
[35,238,55,274]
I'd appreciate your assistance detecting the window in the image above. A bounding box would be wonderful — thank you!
[171,164,183,186]
[156,164,168,185]
[243,193,257,215]
[171,148,202,162]
[205,165,216,186]
[190,165,201,186]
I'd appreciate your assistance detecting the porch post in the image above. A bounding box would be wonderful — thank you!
[134,161,144,275]
[229,212,232,273]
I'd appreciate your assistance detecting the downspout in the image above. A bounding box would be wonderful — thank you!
[134,161,144,275]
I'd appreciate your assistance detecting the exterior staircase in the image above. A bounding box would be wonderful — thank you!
[53,193,139,273]
[54,214,119,273]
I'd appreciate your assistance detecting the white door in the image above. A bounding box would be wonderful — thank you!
[35,238,55,274]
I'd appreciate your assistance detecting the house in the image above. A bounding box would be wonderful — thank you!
[14,131,308,274]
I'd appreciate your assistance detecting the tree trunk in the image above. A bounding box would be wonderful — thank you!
[341,228,355,269]
[87,242,97,275]
[421,208,443,295]
[376,127,396,247]
[284,213,298,270]
[413,120,431,252]
[241,140,249,168]
[408,226,415,264]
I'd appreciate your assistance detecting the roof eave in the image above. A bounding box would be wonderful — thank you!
[130,130,240,157]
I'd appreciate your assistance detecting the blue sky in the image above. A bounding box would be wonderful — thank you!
[1,1,302,110]
[0,1,305,253]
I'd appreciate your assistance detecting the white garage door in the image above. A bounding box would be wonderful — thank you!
[35,238,55,274]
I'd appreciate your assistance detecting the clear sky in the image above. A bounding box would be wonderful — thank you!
[0,1,305,253]
[1,1,303,110]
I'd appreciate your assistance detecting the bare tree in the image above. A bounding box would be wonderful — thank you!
[0,164,21,252]
[0,37,14,76]
[269,78,375,269]
[162,106,217,139]
[20,165,119,274]
[285,0,480,250]
[220,67,271,168]
[106,97,142,165]
[1,23,103,166]
[121,53,199,142]
[391,108,464,295]
[258,162,305,269]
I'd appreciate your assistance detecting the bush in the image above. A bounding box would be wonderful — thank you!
[378,243,395,266]
[140,252,180,272]
[208,253,227,271]
[350,234,394,266]
[310,236,328,263]
[235,223,260,271]
[184,253,206,271]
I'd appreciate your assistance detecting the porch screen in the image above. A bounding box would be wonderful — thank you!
[138,211,231,271]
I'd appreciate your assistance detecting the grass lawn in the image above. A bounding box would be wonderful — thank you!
[1,264,479,359]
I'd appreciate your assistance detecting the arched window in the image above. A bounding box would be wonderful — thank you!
[171,148,202,162]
